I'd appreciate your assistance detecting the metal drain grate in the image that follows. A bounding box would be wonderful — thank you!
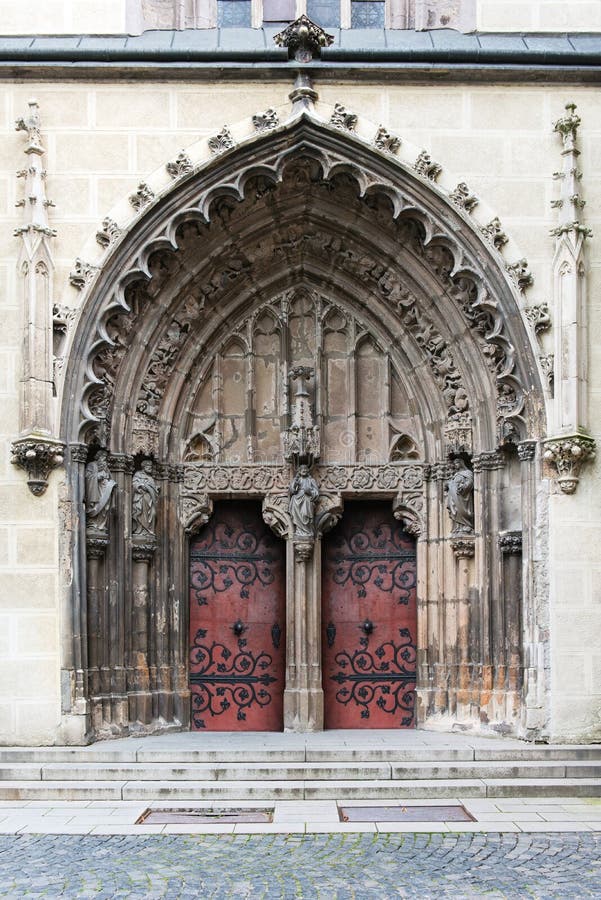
[339,804,475,823]
[137,807,274,825]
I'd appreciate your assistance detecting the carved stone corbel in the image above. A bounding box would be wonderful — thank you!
[392,493,424,538]
[262,493,292,540]
[543,433,596,494]
[315,494,343,537]
[179,492,213,533]
[11,435,65,496]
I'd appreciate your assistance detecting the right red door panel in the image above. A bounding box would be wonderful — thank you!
[322,501,417,729]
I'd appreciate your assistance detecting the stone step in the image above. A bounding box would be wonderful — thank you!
[0,745,599,764]
[0,777,598,802]
[0,760,599,782]
[0,762,390,782]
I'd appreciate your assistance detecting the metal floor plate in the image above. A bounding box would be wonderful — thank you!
[339,804,475,823]
[138,807,274,824]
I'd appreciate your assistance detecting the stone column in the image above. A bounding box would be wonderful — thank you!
[85,534,108,731]
[60,443,90,743]
[499,529,523,722]
[130,459,159,726]
[130,541,154,725]
[108,454,133,730]
[451,537,476,721]
[286,539,322,731]
[518,439,547,738]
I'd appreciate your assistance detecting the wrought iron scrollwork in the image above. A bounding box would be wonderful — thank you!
[271,622,282,650]
[326,622,336,649]
[331,524,416,604]
[190,521,276,604]
[189,629,276,729]
[330,628,416,726]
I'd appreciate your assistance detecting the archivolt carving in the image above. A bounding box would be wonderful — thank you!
[64,118,542,455]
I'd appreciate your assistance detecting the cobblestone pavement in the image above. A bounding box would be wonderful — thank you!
[0,832,600,899]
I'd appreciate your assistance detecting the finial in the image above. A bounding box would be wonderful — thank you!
[274,15,334,63]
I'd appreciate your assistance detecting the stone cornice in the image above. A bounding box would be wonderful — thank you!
[0,33,600,82]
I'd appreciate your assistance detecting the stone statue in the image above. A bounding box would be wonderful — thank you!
[288,464,319,539]
[132,459,159,539]
[85,450,116,532]
[446,457,474,535]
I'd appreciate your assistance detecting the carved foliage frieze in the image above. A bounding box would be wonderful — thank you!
[182,463,424,497]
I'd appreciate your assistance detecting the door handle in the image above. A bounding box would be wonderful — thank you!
[360,619,374,636]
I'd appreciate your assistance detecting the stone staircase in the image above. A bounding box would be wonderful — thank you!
[0,733,599,801]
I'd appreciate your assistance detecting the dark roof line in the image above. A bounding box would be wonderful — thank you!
[0,29,599,65]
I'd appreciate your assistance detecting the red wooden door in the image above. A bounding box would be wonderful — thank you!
[189,501,285,731]
[322,501,417,729]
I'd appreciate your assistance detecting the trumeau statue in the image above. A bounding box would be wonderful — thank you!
[132,459,159,539]
[288,464,320,539]
[85,450,116,532]
[446,457,474,535]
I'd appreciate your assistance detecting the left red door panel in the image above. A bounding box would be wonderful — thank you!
[189,501,285,731]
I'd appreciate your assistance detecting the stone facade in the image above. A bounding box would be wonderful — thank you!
[0,10,600,745]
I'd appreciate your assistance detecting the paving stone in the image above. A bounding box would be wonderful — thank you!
[2,833,596,898]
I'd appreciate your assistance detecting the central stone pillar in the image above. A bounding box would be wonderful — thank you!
[284,538,324,732]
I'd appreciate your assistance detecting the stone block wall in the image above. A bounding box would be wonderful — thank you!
[0,78,599,742]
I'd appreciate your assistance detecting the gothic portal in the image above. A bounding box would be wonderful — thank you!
[57,114,547,739]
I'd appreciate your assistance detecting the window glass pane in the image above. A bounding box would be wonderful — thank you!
[263,0,296,22]
[306,0,341,28]
[351,0,385,28]
[217,0,252,27]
